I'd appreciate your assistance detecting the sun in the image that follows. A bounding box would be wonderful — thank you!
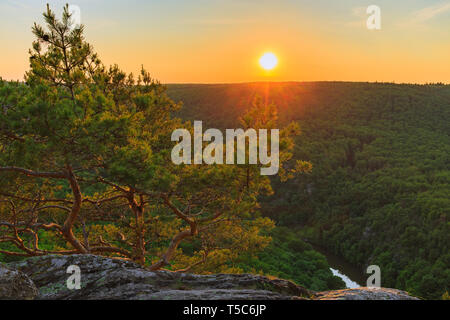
[259,52,278,70]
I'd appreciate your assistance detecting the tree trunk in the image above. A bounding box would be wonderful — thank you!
[63,165,88,253]
[128,194,146,265]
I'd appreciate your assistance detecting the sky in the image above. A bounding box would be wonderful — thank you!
[0,0,449,83]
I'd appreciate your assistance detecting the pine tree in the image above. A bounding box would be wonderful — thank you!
[0,5,302,270]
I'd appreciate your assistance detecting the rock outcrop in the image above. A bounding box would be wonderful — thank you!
[0,262,38,300]
[3,254,419,300]
[9,255,310,300]
[314,288,420,300]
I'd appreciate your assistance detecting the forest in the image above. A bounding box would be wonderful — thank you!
[166,81,450,299]
[0,5,448,301]
[0,5,343,296]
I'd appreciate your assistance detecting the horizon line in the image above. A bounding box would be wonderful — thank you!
[2,77,448,86]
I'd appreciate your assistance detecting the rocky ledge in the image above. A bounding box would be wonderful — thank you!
[313,288,419,300]
[0,261,38,300]
[1,254,418,300]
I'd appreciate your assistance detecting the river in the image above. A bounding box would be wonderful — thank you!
[311,244,367,289]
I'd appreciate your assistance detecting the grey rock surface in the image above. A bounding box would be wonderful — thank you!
[10,254,309,300]
[8,254,419,300]
[0,262,39,300]
[314,287,420,300]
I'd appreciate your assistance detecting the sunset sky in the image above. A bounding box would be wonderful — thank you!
[1,0,449,83]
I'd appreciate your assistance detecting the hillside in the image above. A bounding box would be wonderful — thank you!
[166,82,450,299]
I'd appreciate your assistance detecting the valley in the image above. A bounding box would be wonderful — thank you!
[166,82,450,299]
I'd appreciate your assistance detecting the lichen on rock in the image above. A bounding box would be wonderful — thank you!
[0,262,39,300]
[314,287,420,300]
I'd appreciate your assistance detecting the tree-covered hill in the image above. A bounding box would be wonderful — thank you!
[166,82,450,299]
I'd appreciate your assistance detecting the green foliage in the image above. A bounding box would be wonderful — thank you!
[0,6,302,276]
[236,227,345,291]
[166,82,450,299]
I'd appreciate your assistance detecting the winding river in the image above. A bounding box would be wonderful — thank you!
[311,244,367,289]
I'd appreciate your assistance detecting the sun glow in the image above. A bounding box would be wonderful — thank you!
[259,52,278,71]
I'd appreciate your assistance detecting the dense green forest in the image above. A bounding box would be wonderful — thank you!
[166,82,450,299]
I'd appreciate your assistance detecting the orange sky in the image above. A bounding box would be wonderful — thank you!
[1,0,449,84]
